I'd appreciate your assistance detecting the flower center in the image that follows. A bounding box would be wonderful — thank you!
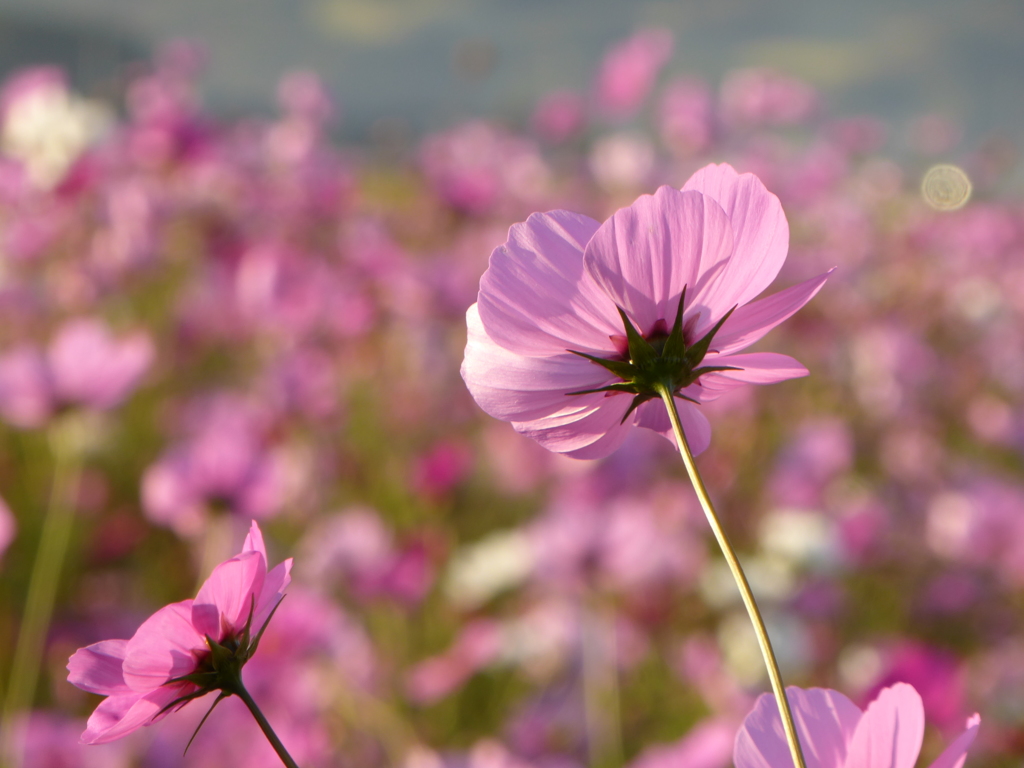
[567,288,739,423]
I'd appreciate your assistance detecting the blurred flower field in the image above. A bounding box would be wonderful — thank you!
[0,29,1023,768]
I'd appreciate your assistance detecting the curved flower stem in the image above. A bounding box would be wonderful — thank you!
[656,384,807,768]
[230,679,302,768]
[0,420,82,768]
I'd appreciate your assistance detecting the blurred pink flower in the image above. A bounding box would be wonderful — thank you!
[141,399,295,536]
[532,90,585,143]
[462,162,831,458]
[735,684,979,768]
[405,619,503,704]
[628,717,735,768]
[720,69,818,128]
[596,29,674,119]
[67,521,291,744]
[0,318,153,428]
[658,77,714,156]
[412,439,474,497]
[867,642,966,733]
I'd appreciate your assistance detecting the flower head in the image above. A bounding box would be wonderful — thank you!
[462,163,832,458]
[735,683,979,768]
[67,521,291,744]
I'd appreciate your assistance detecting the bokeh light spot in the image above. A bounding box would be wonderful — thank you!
[920,163,972,211]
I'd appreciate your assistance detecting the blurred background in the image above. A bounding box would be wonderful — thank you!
[1,0,1023,153]
[0,1,1023,767]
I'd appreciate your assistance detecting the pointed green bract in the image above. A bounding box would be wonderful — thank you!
[568,289,738,406]
[661,288,688,363]
[684,305,737,371]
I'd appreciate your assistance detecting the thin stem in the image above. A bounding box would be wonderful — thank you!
[0,421,82,768]
[656,384,807,768]
[232,680,302,768]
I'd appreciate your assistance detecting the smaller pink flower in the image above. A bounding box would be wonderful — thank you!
[0,318,153,429]
[735,683,979,768]
[67,521,292,745]
[596,28,675,119]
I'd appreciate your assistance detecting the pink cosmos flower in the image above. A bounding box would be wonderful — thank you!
[0,318,153,428]
[735,684,979,768]
[67,521,291,744]
[462,163,832,458]
[595,28,675,119]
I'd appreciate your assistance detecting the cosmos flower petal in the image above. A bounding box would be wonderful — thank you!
[844,683,924,768]
[463,304,616,422]
[67,639,131,696]
[79,684,189,745]
[697,353,808,400]
[242,519,267,559]
[513,395,633,455]
[70,522,290,746]
[683,163,790,310]
[712,270,833,355]
[478,210,622,356]
[122,601,205,691]
[192,549,267,641]
[254,558,293,631]
[734,687,862,768]
[583,186,734,335]
[926,714,981,768]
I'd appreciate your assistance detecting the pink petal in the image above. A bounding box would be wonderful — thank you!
[713,270,833,356]
[696,352,808,400]
[584,186,734,336]
[630,717,735,768]
[122,601,205,691]
[513,394,634,457]
[253,558,293,632]
[682,163,790,310]
[67,639,131,696]
[734,687,862,768]
[635,398,713,456]
[0,346,54,428]
[79,683,190,745]
[463,304,618,422]
[477,210,623,356]
[242,520,268,559]
[926,714,980,768]
[192,549,267,641]
[844,683,925,768]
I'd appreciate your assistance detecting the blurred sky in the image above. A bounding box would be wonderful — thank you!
[0,0,1022,149]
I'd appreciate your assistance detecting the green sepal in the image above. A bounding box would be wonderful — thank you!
[617,307,657,367]
[184,691,230,755]
[568,350,637,380]
[154,685,218,719]
[245,595,285,661]
[620,393,655,424]
[661,288,688,362]
[684,305,737,369]
[566,382,641,397]
[689,365,741,378]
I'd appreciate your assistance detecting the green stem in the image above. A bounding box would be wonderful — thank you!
[0,421,82,768]
[656,384,807,768]
[231,680,302,768]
